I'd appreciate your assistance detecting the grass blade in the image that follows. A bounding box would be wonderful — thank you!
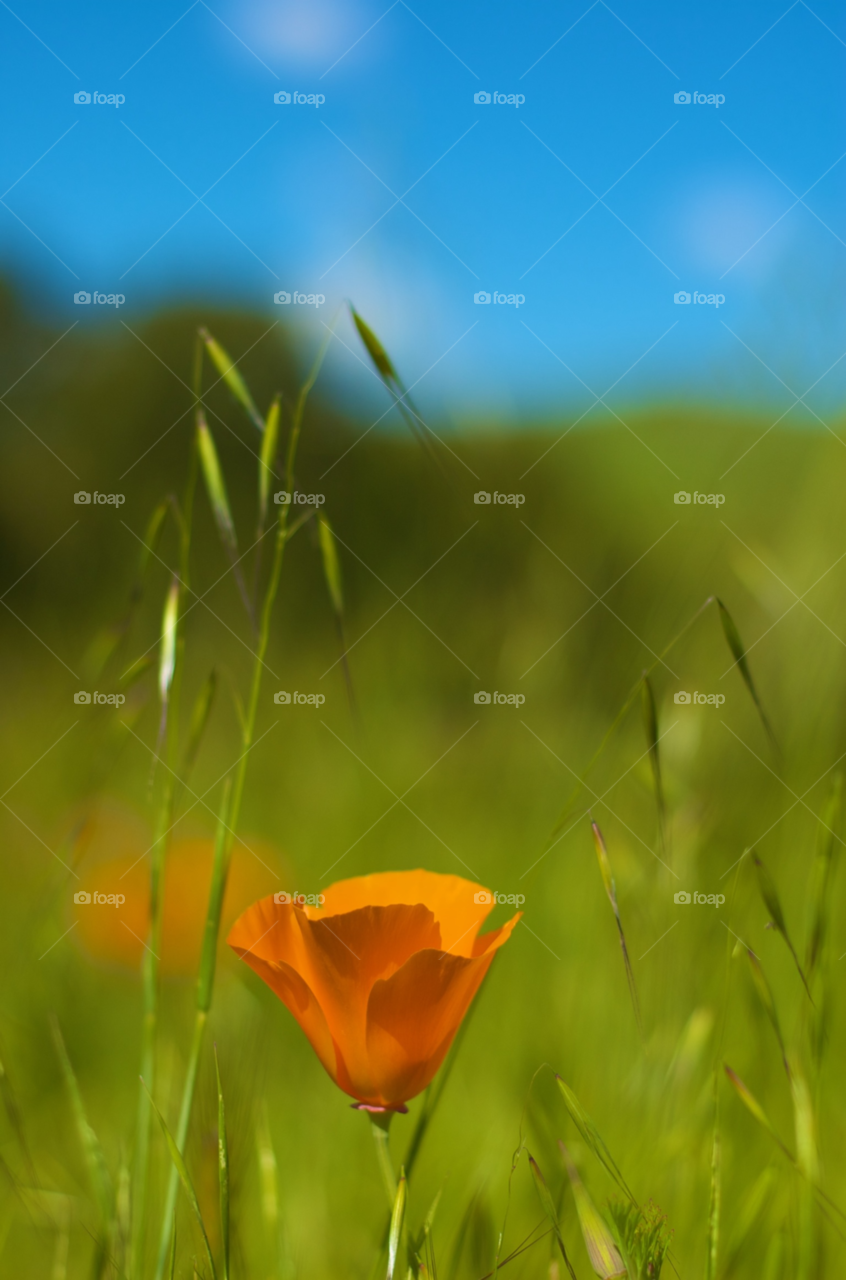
[350,306,396,380]
[539,597,715,854]
[806,773,841,983]
[387,1167,407,1280]
[214,1047,230,1280]
[317,512,356,712]
[791,1063,818,1280]
[349,304,448,477]
[791,1063,819,1185]
[706,1124,720,1280]
[746,949,789,1076]
[560,1144,626,1279]
[176,669,217,802]
[143,1081,217,1280]
[717,599,776,749]
[258,395,281,528]
[198,778,233,1012]
[197,413,254,624]
[197,415,237,557]
[257,1103,283,1276]
[158,577,179,709]
[528,1155,577,1279]
[752,852,813,1002]
[49,1016,112,1226]
[0,1042,37,1188]
[721,1167,775,1275]
[200,327,264,432]
[723,1065,793,1162]
[317,513,343,617]
[640,674,666,852]
[554,1077,635,1205]
[591,821,642,1036]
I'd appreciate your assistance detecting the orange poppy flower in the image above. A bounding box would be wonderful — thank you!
[228,869,521,1111]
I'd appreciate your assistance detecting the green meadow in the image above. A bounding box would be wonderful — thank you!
[1,285,845,1278]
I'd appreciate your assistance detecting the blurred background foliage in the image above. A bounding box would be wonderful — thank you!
[1,280,845,1277]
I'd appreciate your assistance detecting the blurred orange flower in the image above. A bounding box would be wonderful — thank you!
[228,869,521,1110]
[68,806,282,975]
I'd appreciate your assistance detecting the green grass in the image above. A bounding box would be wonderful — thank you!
[0,291,845,1278]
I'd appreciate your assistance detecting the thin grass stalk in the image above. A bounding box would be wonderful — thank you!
[130,357,201,1280]
[214,1047,230,1280]
[539,595,715,855]
[154,782,230,1280]
[130,644,182,1279]
[152,334,331,1280]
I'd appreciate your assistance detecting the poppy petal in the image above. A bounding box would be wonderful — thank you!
[228,895,442,1100]
[364,911,521,1105]
[308,869,496,957]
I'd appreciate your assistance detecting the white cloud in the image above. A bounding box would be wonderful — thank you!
[245,0,361,63]
[682,181,789,278]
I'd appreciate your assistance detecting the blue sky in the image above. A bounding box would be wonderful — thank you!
[2,0,845,420]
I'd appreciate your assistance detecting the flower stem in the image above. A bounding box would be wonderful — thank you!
[369,1114,397,1208]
